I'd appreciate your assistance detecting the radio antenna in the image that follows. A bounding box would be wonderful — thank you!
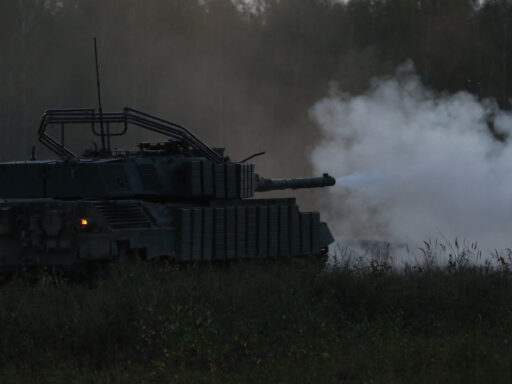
[93,37,106,151]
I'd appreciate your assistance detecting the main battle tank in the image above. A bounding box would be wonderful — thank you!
[0,108,335,266]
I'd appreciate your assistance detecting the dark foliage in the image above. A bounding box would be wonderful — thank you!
[0,260,511,383]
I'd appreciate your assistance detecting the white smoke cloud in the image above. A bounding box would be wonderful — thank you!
[310,61,512,252]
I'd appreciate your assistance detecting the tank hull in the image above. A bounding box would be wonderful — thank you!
[0,198,334,266]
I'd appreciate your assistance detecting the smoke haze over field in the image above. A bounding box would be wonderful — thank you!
[310,62,512,251]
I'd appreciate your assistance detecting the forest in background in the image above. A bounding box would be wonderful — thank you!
[0,0,510,193]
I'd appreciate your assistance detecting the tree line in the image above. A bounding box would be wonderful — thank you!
[0,0,510,178]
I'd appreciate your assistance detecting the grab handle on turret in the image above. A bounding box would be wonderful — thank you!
[255,173,336,192]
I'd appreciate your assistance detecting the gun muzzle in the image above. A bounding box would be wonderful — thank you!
[255,173,336,192]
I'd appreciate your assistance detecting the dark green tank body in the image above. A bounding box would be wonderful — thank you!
[0,108,335,266]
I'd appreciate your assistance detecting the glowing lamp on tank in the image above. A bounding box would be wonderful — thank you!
[80,218,88,227]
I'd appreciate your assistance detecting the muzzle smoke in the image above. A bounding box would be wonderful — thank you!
[310,62,512,251]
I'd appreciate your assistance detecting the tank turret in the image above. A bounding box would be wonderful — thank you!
[0,108,336,266]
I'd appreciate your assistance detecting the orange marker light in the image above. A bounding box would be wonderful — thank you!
[80,219,88,226]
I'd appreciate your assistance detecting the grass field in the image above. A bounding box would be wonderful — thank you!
[1,251,512,383]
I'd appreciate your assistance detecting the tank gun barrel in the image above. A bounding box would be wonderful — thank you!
[255,173,336,192]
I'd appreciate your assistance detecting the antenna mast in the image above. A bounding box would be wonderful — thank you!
[94,37,106,152]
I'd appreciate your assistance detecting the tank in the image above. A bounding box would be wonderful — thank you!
[0,108,336,266]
